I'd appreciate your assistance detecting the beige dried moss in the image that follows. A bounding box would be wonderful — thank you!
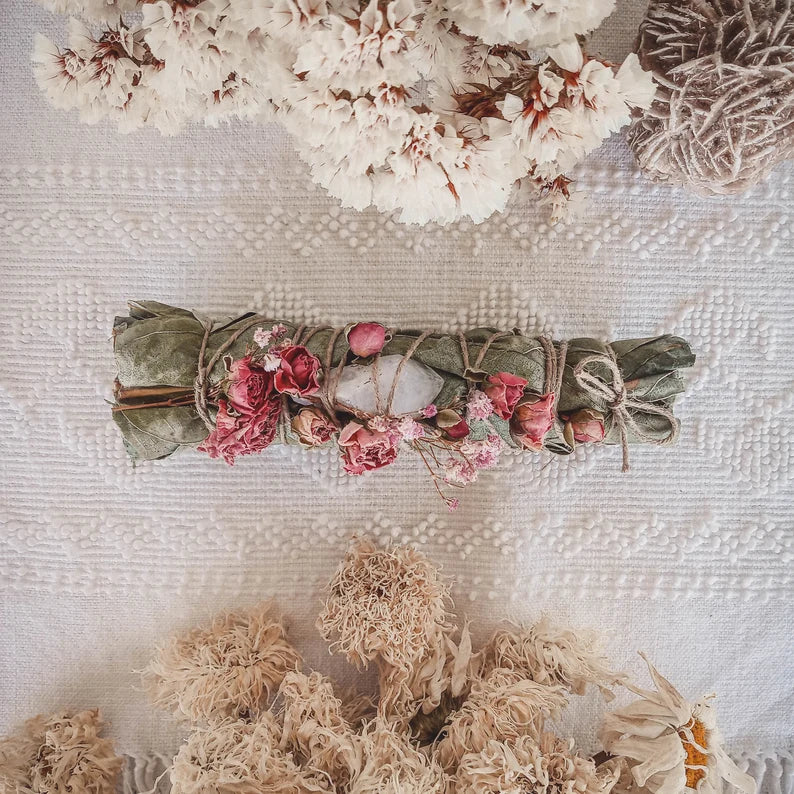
[0,709,122,794]
[476,617,625,699]
[143,601,301,722]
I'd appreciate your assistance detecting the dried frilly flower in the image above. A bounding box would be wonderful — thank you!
[142,601,301,722]
[628,0,794,196]
[444,0,614,48]
[278,670,360,782]
[475,617,626,700]
[317,538,455,718]
[600,654,756,794]
[170,714,329,794]
[435,669,568,771]
[455,733,622,794]
[346,719,447,794]
[0,709,123,794]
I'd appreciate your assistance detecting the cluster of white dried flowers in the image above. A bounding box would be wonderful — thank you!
[132,539,755,794]
[33,0,656,225]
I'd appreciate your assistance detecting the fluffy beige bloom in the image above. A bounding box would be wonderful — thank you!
[436,669,568,771]
[455,732,622,794]
[317,539,455,718]
[278,670,361,782]
[0,709,122,794]
[170,714,329,794]
[600,655,756,794]
[346,719,447,794]
[476,617,625,699]
[142,601,301,722]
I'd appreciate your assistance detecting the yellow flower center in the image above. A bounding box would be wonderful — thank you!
[678,718,709,789]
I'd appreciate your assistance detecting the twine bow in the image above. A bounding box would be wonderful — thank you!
[572,346,679,472]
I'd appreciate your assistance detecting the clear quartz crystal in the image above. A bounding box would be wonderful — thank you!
[334,354,444,416]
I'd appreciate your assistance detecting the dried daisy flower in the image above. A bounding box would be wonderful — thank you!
[600,654,756,794]
[142,601,301,722]
[0,709,123,794]
[476,617,625,700]
[435,669,568,771]
[455,732,622,794]
[317,538,455,718]
[170,714,329,794]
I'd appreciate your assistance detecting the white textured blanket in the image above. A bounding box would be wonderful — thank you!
[0,3,791,792]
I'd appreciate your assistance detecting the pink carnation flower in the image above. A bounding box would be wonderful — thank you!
[483,372,528,420]
[197,398,281,465]
[338,421,399,475]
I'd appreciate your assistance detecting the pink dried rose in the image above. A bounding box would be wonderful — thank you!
[511,393,556,450]
[197,398,281,464]
[422,403,438,418]
[347,322,386,358]
[436,409,470,440]
[274,345,321,397]
[568,408,606,443]
[338,421,399,475]
[292,407,336,446]
[483,372,528,419]
[226,356,277,415]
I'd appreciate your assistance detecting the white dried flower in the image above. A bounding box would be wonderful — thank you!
[600,655,756,794]
[444,0,615,48]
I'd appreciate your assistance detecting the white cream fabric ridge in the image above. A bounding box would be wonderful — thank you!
[0,3,792,793]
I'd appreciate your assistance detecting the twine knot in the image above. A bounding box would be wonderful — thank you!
[572,345,679,473]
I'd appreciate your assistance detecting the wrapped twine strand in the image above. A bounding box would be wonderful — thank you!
[192,321,678,470]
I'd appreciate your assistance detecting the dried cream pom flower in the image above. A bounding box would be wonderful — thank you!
[170,714,329,794]
[456,732,622,794]
[278,670,362,782]
[600,654,756,794]
[346,719,447,794]
[143,601,301,722]
[445,0,614,48]
[0,709,123,794]
[436,669,568,770]
[318,538,454,716]
[476,617,625,699]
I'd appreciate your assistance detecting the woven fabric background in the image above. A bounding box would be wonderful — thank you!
[0,3,792,792]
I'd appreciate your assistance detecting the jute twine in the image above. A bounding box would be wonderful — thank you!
[192,321,678,467]
[572,344,679,472]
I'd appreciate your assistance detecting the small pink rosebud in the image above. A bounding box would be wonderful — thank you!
[568,408,606,443]
[445,418,470,440]
[347,322,386,358]
[447,498,460,512]
[422,403,438,419]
